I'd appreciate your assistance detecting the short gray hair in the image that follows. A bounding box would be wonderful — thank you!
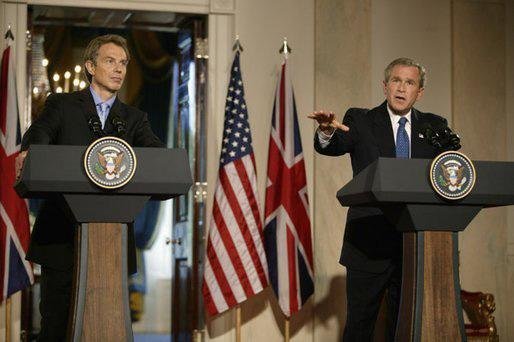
[384,57,426,88]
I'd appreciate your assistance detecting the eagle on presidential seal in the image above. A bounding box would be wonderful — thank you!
[440,160,467,192]
[95,150,126,180]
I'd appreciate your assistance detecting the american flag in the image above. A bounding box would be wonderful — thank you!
[264,60,313,317]
[202,51,268,316]
[0,41,33,301]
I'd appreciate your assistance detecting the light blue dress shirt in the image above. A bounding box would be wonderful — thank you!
[89,87,116,129]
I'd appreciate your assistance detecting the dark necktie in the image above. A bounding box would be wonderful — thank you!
[396,116,409,158]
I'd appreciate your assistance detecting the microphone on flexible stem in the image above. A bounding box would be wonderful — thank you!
[111,115,126,137]
[88,115,105,138]
[422,124,461,151]
[439,127,461,151]
[423,125,442,149]
[449,133,461,151]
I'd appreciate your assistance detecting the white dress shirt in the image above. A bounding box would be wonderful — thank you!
[387,106,411,145]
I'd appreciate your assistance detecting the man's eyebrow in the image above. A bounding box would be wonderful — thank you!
[104,55,127,60]
[392,76,417,83]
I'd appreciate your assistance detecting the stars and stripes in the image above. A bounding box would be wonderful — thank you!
[0,41,33,301]
[202,51,268,316]
[264,60,313,317]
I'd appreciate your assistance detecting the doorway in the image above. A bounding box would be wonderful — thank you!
[26,5,207,341]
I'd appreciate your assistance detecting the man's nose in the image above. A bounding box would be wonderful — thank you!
[113,62,123,73]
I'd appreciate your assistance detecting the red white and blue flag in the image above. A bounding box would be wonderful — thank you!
[202,52,268,316]
[0,41,33,301]
[264,60,313,317]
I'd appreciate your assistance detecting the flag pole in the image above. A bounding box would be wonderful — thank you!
[235,304,242,342]
[4,24,14,41]
[233,34,243,53]
[279,37,293,342]
[4,27,17,342]
[5,297,11,342]
[279,37,292,59]
[231,47,245,342]
[284,317,290,342]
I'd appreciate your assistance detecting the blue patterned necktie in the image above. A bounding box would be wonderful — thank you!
[396,116,409,158]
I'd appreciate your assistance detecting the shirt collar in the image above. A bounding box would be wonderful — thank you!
[89,87,116,109]
[387,104,411,125]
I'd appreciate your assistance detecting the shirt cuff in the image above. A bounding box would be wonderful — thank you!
[317,127,335,148]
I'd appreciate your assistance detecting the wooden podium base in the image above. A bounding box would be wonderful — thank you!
[396,231,466,342]
[68,223,133,342]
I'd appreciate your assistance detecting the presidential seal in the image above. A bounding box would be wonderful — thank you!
[429,151,476,200]
[84,137,137,189]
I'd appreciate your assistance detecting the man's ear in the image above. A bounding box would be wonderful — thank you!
[382,80,388,96]
[416,87,425,101]
[85,60,95,76]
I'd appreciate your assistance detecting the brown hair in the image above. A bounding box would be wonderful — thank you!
[83,34,130,83]
[384,57,426,88]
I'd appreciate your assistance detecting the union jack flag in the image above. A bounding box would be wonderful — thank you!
[0,41,33,301]
[202,51,268,315]
[264,59,313,317]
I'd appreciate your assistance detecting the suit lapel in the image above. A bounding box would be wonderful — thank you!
[77,88,99,124]
[410,108,424,158]
[373,101,396,158]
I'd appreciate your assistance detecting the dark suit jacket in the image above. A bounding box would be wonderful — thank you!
[314,101,448,273]
[21,88,164,272]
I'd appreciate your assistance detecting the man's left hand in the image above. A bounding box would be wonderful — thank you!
[15,151,28,180]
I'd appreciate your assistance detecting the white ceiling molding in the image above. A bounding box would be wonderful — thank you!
[17,0,211,14]
[209,0,235,14]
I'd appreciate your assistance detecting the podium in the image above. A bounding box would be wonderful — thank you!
[15,144,192,342]
[337,157,514,341]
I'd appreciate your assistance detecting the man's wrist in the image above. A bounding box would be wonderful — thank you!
[319,125,335,135]
[317,126,335,142]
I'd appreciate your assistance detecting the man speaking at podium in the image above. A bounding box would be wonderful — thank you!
[309,58,452,341]
[15,34,164,341]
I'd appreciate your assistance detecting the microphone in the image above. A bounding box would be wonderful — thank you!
[88,115,105,138]
[422,123,461,151]
[438,127,461,151]
[423,125,442,149]
[111,115,126,137]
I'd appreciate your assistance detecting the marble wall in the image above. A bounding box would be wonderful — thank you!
[313,1,371,341]
[370,0,452,118]
[452,1,512,340]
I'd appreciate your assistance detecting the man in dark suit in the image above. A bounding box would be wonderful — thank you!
[15,34,164,341]
[309,58,449,341]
